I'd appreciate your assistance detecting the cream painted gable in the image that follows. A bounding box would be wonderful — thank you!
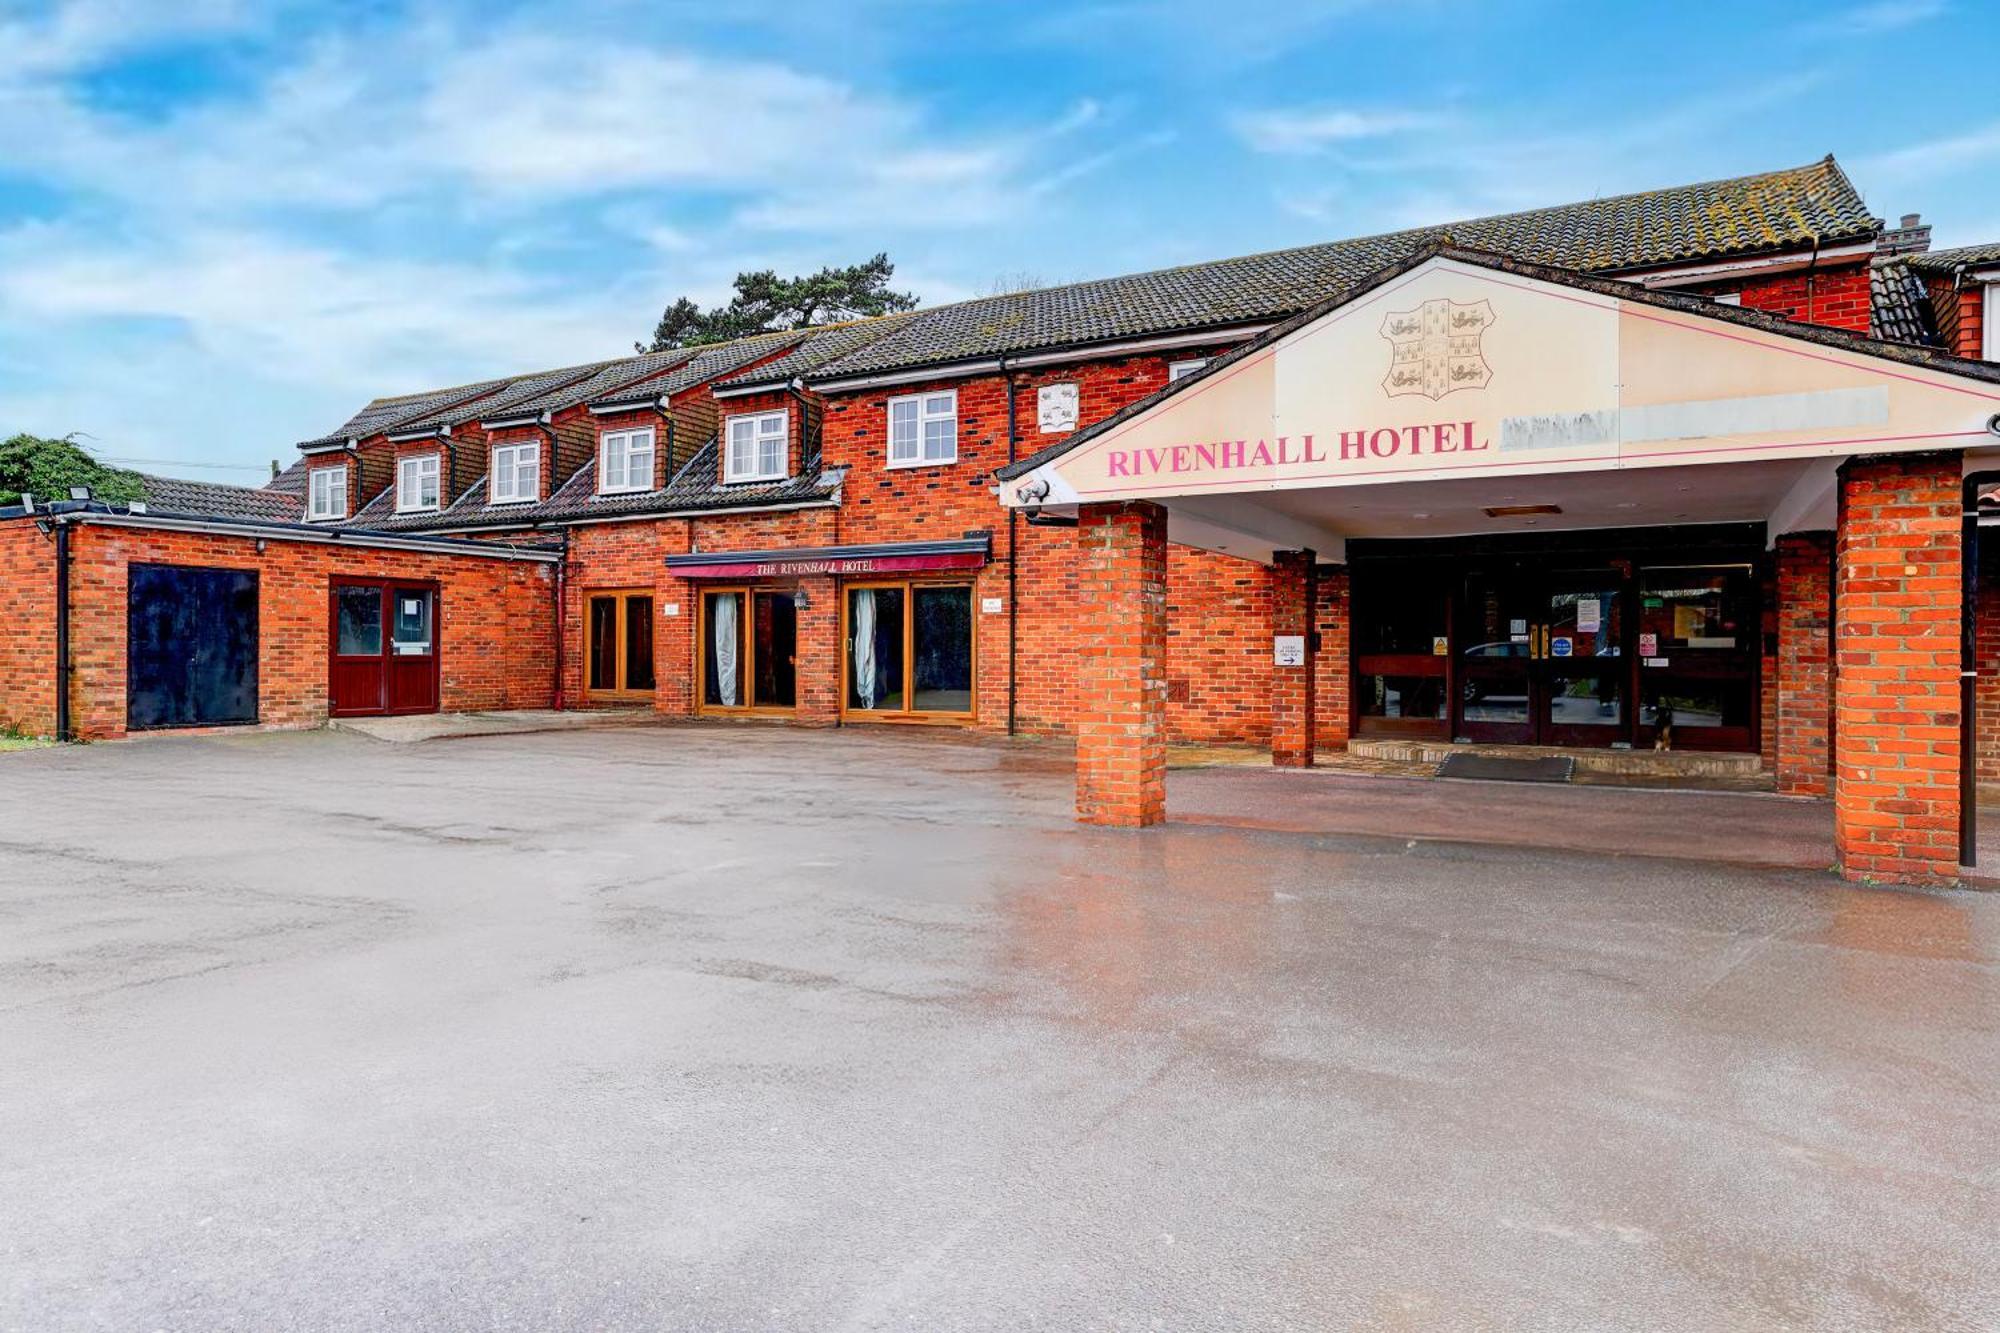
[1006,256,2000,508]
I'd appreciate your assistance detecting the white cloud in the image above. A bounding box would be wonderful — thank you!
[1858,121,2000,187]
[1231,107,1446,156]
[1800,0,1945,36]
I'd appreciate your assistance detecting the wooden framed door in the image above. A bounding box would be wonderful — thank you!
[331,579,439,717]
[841,581,975,722]
[698,587,795,713]
[586,590,657,700]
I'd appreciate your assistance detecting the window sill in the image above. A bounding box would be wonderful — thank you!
[595,487,654,498]
[885,457,957,471]
[487,496,536,507]
[722,473,789,486]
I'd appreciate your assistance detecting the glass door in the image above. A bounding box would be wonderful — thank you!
[700,588,795,712]
[1457,566,1537,743]
[330,580,438,717]
[1539,568,1627,746]
[844,582,975,720]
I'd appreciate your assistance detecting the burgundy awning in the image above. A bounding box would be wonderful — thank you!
[665,536,989,581]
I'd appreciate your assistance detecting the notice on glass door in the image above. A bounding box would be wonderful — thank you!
[1576,598,1601,633]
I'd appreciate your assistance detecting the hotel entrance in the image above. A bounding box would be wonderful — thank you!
[1350,526,1763,753]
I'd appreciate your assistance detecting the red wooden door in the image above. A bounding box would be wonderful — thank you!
[330,581,439,717]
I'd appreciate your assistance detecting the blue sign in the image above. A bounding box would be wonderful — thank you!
[1551,636,1573,658]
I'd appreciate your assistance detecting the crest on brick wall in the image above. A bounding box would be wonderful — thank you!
[1381,297,1496,400]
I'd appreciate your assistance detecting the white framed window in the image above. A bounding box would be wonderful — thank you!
[396,454,441,513]
[1984,283,2000,362]
[725,410,789,483]
[599,427,656,494]
[489,441,540,505]
[1168,358,1211,382]
[1712,292,1742,307]
[306,465,347,521]
[887,390,957,467]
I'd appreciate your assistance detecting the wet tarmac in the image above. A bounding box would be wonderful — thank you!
[1,725,1994,1330]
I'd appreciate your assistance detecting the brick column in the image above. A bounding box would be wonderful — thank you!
[1775,531,1833,797]
[1316,565,1350,752]
[1075,501,1168,827]
[793,574,841,727]
[1271,550,1317,767]
[1833,454,1963,883]
[1975,551,2000,797]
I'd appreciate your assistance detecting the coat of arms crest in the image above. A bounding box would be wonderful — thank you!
[1380,298,1496,400]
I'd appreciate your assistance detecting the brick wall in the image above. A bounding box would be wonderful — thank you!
[1832,454,1962,883]
[1733,262,1873,334]
[1775,532,1833,796]
[1927,276,1986,360]
[58,523,556,740]
[1975,546,2000,790]
[1270,551,1317,766]
[0,521,55,736]
[1163,544,1273,744]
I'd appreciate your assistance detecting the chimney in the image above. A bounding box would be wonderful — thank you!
[270,459,281,480]
[1878,212,1932,257]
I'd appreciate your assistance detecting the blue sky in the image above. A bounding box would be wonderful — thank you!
[1,0,1995,482]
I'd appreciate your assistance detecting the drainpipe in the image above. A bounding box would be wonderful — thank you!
[53,517,71,742]
[1002,355,1020,737]
[551,525,570,712]
[1961,465,2000,869]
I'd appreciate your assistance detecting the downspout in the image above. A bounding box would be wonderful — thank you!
[552,521,570,714]
[1003,356,1020,737]
[1803,232,1822,326]
[53,518,71,743]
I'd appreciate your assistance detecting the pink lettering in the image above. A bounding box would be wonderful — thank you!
[1369,428,1400,458]
[1433,422,1457,453]
[1195,443,1217,470]
[1405,424,1429,454]
[1144,447,1169,474]
[1463,420,1486,451]
[1251,440,1275,467]
[1339,431,1367,461]
[1108,451,1131,477]
[1221,439,1247,469]
[1303,434,1324,463]
[1171,445,1191,472]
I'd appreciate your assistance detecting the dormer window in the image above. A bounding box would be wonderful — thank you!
[887,390,956,468]
[599,428,656,494]
[1168,358,1210,382]
[306,465,347,521]
[490,441,540,505]
[396,454,441,513]
[725,410,788,483]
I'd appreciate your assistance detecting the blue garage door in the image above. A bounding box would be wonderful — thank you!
[126,563,260,730]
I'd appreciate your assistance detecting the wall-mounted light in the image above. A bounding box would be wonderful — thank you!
[255,539,267,554]
[67,485,92,501]
[33,518,51,537]
[792,586,810,611]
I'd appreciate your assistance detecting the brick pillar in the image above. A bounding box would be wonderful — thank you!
[1075,501,1168,827]
[1316,565,1350,751]
[1833,454,1963,883]
[1775,531,1833,796]
[1271,549,1317,767]
[793,574,840,727]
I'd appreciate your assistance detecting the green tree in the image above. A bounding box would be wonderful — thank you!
[0,433,146,507]
[639,253,918,352]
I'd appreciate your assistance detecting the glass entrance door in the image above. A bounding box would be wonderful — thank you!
[1455,564,1628,746]
[1457,567,1537,743]
[701,588,796,712]
[1540,568,1626,746]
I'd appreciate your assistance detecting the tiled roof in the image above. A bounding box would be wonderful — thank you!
[1870,257,1943,348]
[389,361,614,434]
[714,313,923,390]
[1906,241,2000,274]
[267,457,312,497]
[296,379,510,448]
[481,348,701,422]
[588,330,806,409]
[139,472,304,521]
[998,241,2000,482]
[347,437,844,533]
[812,156,1879,380]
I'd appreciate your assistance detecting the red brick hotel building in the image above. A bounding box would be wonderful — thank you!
[7,156,2000,885]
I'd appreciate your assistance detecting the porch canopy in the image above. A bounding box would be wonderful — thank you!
[997,247,2000,558]
[997,246,2000,887]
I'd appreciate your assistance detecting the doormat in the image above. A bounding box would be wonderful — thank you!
[1436,753,1576,784]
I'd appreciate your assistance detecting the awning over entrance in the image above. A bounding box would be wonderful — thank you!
[998,246,2000,562]
[665,536,990,580]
